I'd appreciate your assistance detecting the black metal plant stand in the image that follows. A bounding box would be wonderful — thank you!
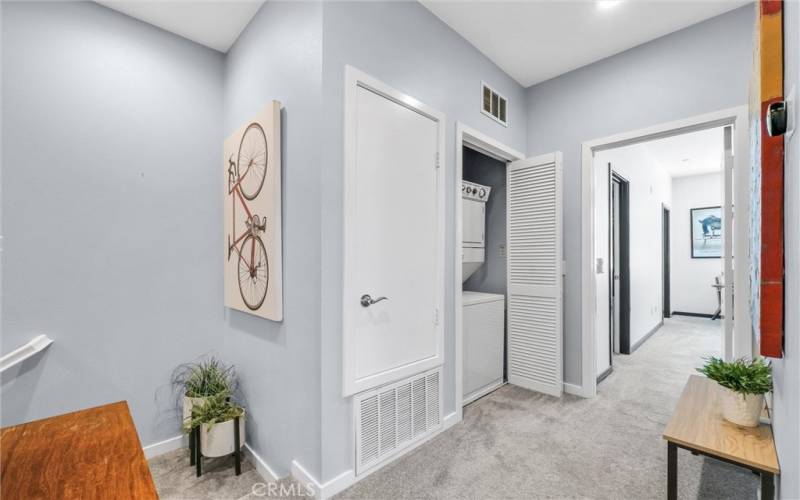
[192,416,242,478]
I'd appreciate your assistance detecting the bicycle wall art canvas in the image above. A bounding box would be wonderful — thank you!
[690,206,722,259]
[224,102,283,320]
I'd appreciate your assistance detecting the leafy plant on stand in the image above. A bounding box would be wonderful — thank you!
[173,357,246,463]
[171,356,240,455]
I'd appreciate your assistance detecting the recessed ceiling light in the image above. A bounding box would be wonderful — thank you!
[597,0,623,10]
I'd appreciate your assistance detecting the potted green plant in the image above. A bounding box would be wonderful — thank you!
[171,357,237,427]
[697,357,772,427]
[182,394,245,458]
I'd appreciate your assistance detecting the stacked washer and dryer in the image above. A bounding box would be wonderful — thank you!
[462,180,505,405]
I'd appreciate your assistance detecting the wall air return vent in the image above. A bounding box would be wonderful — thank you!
[482,82,508,126]
[354,367,442,475]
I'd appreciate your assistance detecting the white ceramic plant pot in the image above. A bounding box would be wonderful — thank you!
[199,413,246,458]
[720,387,764,427]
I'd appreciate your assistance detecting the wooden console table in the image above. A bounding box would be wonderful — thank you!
[663,375,780,500]
[1,401,158,499]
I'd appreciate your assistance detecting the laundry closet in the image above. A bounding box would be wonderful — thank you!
[461,146,508,404]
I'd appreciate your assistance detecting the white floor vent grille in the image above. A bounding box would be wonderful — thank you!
[354,368,442,475]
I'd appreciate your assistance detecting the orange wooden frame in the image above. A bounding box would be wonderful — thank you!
[754,0,784,358]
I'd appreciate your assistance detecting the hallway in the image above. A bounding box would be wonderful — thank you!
[337,316,759,499]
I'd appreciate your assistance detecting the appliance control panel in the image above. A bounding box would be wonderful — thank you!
[462,181,491,201]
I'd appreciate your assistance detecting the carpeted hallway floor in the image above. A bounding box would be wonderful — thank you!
[149,448,309,500]
[336,316,759,499]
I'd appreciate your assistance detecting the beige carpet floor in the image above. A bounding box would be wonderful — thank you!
[150,316,758,499]
[335,316,759,499]
[148,447,309,500]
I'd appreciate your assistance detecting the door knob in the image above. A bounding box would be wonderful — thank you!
[361,294,388,307]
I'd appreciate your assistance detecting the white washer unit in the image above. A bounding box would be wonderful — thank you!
[462,291,505,405]
[462,181,491,282]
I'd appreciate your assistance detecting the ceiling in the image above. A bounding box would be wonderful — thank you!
[99,1,749,82]
[420,0,750,87]
[640,127,724,178]
[96,1,264,52]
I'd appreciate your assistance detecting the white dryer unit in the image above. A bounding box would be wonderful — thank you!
[462,291,505,404]
[462,181,491,282]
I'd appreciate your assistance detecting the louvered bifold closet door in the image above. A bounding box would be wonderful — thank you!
[506,153,563,397]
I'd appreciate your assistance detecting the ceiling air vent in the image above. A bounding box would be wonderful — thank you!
[482,82,507,126]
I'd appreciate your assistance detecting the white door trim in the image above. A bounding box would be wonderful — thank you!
[342,66,446,396]
[580,105,750,399]
[455,123,523,423]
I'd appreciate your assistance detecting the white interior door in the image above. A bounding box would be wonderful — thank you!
[343,68,445,396]
[506,152,564,397]
[721,125,734,360]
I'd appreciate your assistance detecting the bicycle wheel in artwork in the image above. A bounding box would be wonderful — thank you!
[224,101,283,321]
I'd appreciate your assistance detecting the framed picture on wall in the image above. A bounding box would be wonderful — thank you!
[223,101,283,321]
[690,206,722,259]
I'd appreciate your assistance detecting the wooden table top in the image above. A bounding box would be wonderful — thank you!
[1,401,158,500]
[663,375,780,474]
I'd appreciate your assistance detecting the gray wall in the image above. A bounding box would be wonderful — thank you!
[594,145,673,349]
[5,2,787,492]
[319,1,527,481]
[462,148,507,296]
[670,172,723,315]
[222,2,323,478]
[0,1,224,446]
[525,5,754,385]
[773,0,800,496]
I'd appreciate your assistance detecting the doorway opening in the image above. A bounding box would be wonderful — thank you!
[461,145,508,406]
[581,107,750,398]
[610,172,631,358]
[454,124,523,423]
[592,124,732,388]
[454,124,565,421]
[599,170,631,381]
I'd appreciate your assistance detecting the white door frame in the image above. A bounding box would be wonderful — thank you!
[580,105,750,398]
[342,66,446,396]
[454,123,523,423]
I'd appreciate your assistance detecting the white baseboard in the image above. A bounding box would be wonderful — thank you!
[295,410,460,499]
[289,459,316,489]
[141,416,461,496]
[291,459,354,500]
[564,382,592,398]
[462,380,505,406]
[142,434,279,484]
[244,443,280,482]
[319,469,356,499]
[143,435,185,459]
[442,410,458,430]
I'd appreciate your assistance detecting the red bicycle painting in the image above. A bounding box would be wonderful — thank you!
[227,122,269,310]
